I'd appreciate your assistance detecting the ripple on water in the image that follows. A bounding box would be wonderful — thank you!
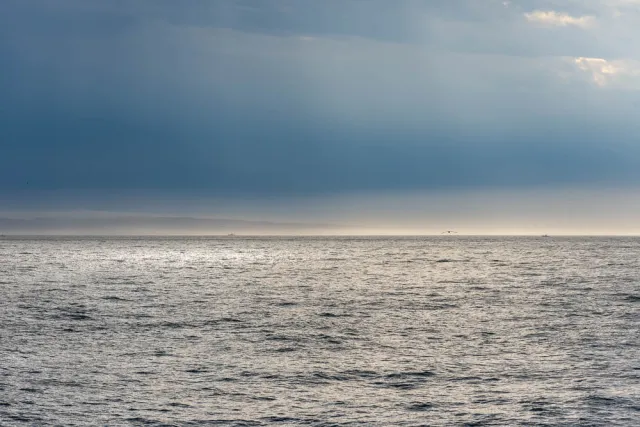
[1,236,639,425]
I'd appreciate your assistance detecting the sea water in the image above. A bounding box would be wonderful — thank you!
[1,236,639,425]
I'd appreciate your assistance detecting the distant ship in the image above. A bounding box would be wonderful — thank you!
[541,234,550,237]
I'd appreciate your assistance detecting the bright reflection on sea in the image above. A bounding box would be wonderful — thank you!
[1,236,639,425]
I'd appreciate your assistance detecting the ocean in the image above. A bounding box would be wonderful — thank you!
[1,236,638,426]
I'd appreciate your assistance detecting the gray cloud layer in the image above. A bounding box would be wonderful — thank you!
[2,1,640,210]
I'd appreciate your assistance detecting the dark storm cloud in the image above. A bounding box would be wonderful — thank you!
[2,0,640,199]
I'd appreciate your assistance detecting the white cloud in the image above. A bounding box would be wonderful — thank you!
[525,10,596,28]
[572,56,640,86]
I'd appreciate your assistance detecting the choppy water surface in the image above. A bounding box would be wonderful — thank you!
[1,236,639,426]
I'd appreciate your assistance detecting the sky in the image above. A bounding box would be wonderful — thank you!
[2,0,640,234]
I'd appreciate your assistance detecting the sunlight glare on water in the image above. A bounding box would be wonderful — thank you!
[1,236,639,425]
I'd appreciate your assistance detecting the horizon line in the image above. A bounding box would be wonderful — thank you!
[2,234,640,238]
